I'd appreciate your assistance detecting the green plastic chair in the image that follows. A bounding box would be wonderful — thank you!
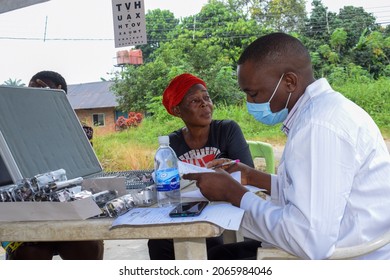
[247,140,275,174]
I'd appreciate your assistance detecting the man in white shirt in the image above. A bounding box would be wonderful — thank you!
[183,32,390,259]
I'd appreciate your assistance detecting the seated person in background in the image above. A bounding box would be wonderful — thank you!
[147,73,261,260]
[81,122,94,146]
[1,70,103,260]
[28,70,68,92]
[29,70,94,146]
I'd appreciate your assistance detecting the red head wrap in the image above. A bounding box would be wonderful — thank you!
[162,73,207,115]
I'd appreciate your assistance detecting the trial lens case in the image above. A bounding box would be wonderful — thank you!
[0,86,103,221]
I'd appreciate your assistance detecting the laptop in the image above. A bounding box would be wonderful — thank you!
[0,86,102,187]
[0,156,13,186]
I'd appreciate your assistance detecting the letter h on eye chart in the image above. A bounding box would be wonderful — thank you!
[111,0,147,48]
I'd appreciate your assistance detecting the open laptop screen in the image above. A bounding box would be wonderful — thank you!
[0,155,13,187]
[0,86,102,185]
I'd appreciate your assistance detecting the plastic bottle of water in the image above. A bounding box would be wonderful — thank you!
[154,135,181,207]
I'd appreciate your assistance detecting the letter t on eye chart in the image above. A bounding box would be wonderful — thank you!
[111,0,147,48]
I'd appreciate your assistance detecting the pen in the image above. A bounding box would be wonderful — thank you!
[211,159,240,169]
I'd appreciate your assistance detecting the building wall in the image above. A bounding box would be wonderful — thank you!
[75,107,116,136]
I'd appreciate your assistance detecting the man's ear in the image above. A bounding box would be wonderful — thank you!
[285,72,297,92]
[172,106,181,117]
[57,85,62,90]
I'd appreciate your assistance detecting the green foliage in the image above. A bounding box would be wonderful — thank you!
[327,64,372,86]
[111,60,172,112]
[110,0,274,112]
[304,0,339,46]
[303,2,386,78]
[95,78,389,170]
[109,0,389,116]
[264,0,307,32]
[136,9,179,62]
[334,6,378,50]
[330,28,347,54]
[135,77,390,140]
[113,35,247,112]
[334,77,390,129]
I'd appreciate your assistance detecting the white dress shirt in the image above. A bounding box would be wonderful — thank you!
[240,78,390,259]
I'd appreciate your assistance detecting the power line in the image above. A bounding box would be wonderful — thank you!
[0,36,114,41]
[0,8,389,42]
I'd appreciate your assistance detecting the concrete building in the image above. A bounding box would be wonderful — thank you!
[67,81,126,136]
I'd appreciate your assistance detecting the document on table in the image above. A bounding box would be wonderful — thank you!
[111,202,244,231]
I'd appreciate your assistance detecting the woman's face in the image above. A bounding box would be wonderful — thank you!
[174,84,213,127]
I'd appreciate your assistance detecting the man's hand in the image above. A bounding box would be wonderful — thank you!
[206,159,253,185]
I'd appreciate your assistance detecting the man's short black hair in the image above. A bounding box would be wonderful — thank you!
[238,32,311,66]
[30,70,68,93]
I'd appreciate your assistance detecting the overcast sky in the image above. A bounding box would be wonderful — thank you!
[0,0,389,85]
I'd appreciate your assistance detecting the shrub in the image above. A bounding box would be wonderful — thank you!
[115,112,144,130]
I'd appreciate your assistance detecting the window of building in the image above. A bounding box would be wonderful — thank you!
[92,113,105,126]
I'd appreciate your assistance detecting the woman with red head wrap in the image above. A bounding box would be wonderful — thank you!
[160,73,254,167]
[162,73,207,115]
[148,73,259,259]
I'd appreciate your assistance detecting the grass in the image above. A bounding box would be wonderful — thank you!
[94,116,388,172]
[94,78,389,171]
[93,130,156,171]
[93,102,291,171]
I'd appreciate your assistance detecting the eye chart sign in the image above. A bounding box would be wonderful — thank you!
[112,0,147,48]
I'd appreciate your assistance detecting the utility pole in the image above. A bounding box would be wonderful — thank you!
[43,16,48,42]
[193,15,196,40]
[326,10,330,35]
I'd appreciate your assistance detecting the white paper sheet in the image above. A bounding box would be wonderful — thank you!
[178,161,215,175]
[111,202,244,231]
[181,184,267,199]
[181,189,204,199]
[179,161,241,182]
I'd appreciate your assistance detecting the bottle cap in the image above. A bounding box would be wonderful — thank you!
[158,135,169,145]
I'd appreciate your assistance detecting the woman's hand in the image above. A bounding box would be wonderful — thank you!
[206,158,233,170]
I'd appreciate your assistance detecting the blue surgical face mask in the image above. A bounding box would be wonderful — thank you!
[246,73,291,126]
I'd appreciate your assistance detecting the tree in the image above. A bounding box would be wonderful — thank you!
[333,6,378,50]
[245,0,306,32]
[353,30,390,78]
[111,0,389,115]
[304,0,335,42]
[111,60,172,113]
[330,28,347,55]
[111,0,268,112]
[112,34,245,112]
[135,9,179,63]
[2,78,25,87]
[264,0,307,32]
[192,1,243,40]
[180,1,265,62]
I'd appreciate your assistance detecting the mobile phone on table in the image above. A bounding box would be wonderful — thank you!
[169,201,209,217]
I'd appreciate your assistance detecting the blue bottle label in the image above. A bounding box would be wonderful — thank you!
[155,168,180,191]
